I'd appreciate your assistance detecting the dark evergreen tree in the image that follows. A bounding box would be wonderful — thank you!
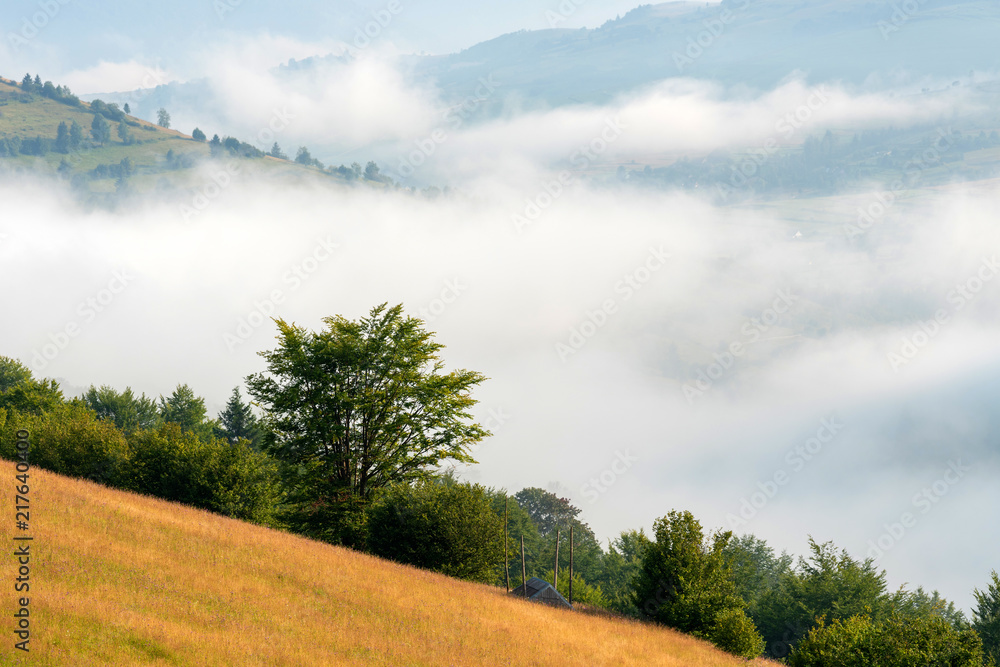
[216,387,262,448]
[91,114,111,146]
[69,121,83,149]
[55,122,70,153]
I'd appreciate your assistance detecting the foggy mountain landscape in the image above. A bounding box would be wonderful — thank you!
[2,0,1000,663]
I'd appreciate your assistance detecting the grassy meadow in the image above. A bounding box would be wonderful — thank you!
[0,460,780,665]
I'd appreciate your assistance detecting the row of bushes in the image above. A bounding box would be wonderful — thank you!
[1,356,997,664]
[0,359,281,525]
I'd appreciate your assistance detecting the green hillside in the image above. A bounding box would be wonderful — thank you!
[0,74,380,199]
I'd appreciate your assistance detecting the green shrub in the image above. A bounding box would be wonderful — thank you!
[125,424,281,525]
[1,404,130,485]
[705,608,765,659]
[789,613,984,667]
[367,479,504,583]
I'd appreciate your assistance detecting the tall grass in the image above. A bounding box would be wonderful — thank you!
[0,461,779,665]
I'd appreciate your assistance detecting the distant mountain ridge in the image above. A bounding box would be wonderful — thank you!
[92,0,1000,133]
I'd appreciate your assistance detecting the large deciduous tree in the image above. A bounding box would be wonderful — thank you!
[246,303,489,546]
[973,570,1000,665]
[633,509,762,658]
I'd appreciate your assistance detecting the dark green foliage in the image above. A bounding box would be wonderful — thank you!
[125,423,281,525]
[594,528,650,614]
[123,103,131,115]
[220,136,263,158]
[55,121,70,153]
[0,356,32,393]
[216,387,262,448]
[973,571,1000,665]
[294,146,324,169]
[514,486,580,537]
[753,538,893,657]
[0,375,63,416]
[0,137,22,157]
[191,128,206,142]
[268,142,287,159]
[632,510,745,635]
[367,478,504,583]
[19,135,49,156]
[705,608,765,660]
[722,533,793,623]
[79,385,161,434]
[511,487,604,588]
[89,99,125,122]
[0,403,130,486]
[157,108,171,128]
[158,384,217,442]
[247,304,489,547]
[789,614,984,667]
[91,114,111,145]
[485,488,541,587]
[90,160,138,181]
[117,121,134,145]
[69,121,83,149]
[892,586,968,629]
[364,160,381,181]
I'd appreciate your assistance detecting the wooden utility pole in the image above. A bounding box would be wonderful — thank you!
[504,496,510,593]
[569,525,574,606]
[521,535,527,598]
[554,529,560,593]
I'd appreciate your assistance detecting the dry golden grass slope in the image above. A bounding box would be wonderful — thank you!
[0,461,780,666]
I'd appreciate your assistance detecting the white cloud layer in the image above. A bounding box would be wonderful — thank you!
[2,161,999,612]
[2,37,998,616]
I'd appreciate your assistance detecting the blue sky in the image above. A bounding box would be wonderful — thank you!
[1,0,647,92]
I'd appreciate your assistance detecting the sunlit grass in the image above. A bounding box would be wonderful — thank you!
[0,460,779,665]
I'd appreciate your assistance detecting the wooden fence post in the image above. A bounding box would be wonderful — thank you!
[554,529,560,593]
[569,525,574,606]
[521,535,527,598]
[504,496,510,593]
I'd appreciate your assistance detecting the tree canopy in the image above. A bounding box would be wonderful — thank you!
[246,303,489,545]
